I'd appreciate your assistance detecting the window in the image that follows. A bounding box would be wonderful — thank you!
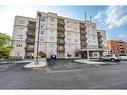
[75,53,79,57]
[17,44,22,47]
[68,45,70,49]
[16,51,21,56]
[50,31,54,35]
[50,37,54,40]
[39,39,44,42]
[50,24,54,28]
[41,17,45,22]
[50,29,54,35]
[67,33,71,36]
[67,38,71,43]
[40,26,44,35]
[50,17,55,22]
[40,30,44,35]
[74,21,78,24]
[67,52,72,57]
[17,53,19,56]
[75,39,78,43]
[94,54,97,56]
[40,23,45,27]
[18,35,23,39]
[49,44,54,48]
[67,20,71,24]
[20,21,25,24]
[18,27,24,32]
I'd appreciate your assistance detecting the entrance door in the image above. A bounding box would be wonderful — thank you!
[81,51,87,59]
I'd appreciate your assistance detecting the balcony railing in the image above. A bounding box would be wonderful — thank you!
[98,33,102,38]
[80,23,86,30]
[26,31,35,37]
[98,38,103,43]
[99,44,103,48]
[57,27,65,32]
[80,36,87,41]
[26,39,35,44]
[57,39,65,44]
[57,33,65,38]
[81,42,87,48]
[27,24,36,31]
[57,21,65,26]
[57,48,65,52]
[25,46,34,51]
[80,31,87,35]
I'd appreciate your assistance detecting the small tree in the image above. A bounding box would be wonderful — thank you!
[39,51,46,58]
[0,33,11,59]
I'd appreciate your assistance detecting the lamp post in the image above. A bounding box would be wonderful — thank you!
[36,12,41,63]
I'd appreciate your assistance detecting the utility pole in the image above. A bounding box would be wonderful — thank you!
[85,13,86,21]
[90,15,92,22]
[36,12,41,63]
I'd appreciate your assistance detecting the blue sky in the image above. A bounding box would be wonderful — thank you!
[0,6,127,41]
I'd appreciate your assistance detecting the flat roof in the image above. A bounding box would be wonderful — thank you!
[15,15,36,20]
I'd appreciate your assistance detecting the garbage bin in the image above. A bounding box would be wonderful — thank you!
[50,55,56,65]
[51,55,56,60]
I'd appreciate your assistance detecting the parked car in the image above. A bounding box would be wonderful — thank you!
[100,54,120,62]
[119,54,127,60]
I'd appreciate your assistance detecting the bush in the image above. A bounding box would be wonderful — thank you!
[39,51,46,58]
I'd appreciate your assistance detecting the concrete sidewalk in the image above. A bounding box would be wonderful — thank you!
[0,60,32,64]
[74,59,116,65]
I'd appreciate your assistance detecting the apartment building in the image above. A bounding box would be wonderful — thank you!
[10,11,107,60]
[107,40,127,54]
[9,16,36,59]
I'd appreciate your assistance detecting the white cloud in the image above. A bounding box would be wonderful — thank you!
[0,6,36,37]
[117,34,125,38]
[94,11,102,20]
[94,6,127,29]
[0,6,62,37]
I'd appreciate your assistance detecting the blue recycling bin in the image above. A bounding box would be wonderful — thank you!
[51,55,56,60]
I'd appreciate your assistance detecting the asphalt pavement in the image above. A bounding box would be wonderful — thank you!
[0,60,127,89]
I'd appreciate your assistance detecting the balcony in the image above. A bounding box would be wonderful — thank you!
[57,48,65,52]
[57,27,65,32]
[57,33,65,38]
[26,31,35,37]
[98,33,102,38]
[99,44,103,48]
[57,39,65,45]
[57,21,65,26]
[25,46,34,51]
[80,36,87,41]
[57,19,65,26]
[27,24,36,31]
[80,23,86,30]
[26,39,35,44]
[98,38,103,43]
[81,42,87,48]
[80,30,87,35]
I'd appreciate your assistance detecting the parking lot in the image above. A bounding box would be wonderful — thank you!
[0,59,127,89]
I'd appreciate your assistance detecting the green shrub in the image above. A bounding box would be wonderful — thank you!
[39,51,46,58]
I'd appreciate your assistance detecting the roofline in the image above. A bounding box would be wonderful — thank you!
[107,40,127,42]
[37,11,96,24]
[58,15,96,24]
[15,15,36,20]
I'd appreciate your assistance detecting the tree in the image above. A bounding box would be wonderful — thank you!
[0,33,11,58]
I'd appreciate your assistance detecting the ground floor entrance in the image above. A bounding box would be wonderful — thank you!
[81,51,87,59]
[75,48,106,60]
